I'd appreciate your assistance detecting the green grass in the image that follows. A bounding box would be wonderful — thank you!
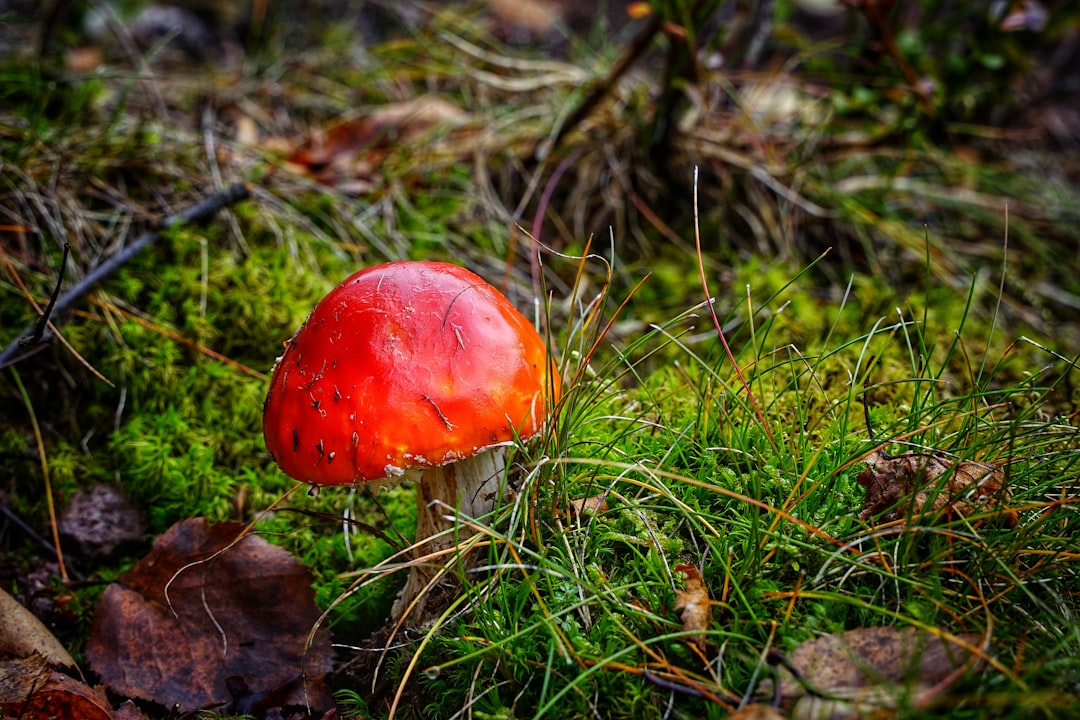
[341,245,1077,719]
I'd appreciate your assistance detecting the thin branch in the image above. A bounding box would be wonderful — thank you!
[23,241,70,348]
[0,182,251,370]
[530,12,663,166]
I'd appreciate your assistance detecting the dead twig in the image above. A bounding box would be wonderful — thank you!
[530,12,663,166]
[0,182,251,370]
[23,241,70,349]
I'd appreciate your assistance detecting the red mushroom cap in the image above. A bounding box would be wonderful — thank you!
[262,261,557,486]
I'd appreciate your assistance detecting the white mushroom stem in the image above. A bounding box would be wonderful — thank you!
[392,448,507,621]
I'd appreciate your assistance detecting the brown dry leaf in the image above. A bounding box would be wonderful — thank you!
[86,518,334,715]
[15,669,112,720]
[0,588,76,670]
[776,627,979,718]
[0,654,50,705]
[287,96,468,190]
[1,655,112,720]
[857,448,1014,525]
[567,493,609,518]
[674,564,711,652]
[113,700,150,720]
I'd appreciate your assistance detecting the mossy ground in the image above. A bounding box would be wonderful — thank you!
[1,2,1079,718]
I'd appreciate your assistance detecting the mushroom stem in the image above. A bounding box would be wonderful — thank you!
[392,449,506,622]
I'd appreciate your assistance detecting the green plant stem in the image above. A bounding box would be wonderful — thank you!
[10,367,67,582]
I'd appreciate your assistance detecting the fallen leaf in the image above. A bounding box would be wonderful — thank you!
[113,700,150,720]
[86,518,334,715]
[791,685,914,720]
[0,663,113,720]
[674,564,711,652]
[0,587,76,670]
[775,626,979,718]
[287,97,468,189]
[857,448,1014,525]
[0,654,51,706]
[29,673,111,720]
[566,493,609,518]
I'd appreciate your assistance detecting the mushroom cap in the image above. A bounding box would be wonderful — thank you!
[262,261,557,486]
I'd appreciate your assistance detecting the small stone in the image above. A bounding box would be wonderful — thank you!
[58,484,146,559]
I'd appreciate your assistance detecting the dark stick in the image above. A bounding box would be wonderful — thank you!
[22,241,70,348]
[0,182,251,370]
[529,12,663,167]
[0,502,58,558]
[641,668,705,698]
[0,501,83,580]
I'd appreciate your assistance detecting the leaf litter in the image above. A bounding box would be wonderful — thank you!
[86,517,334,717]
[0,586,76,670]
[566,492,609,519]
[283,96,469,193]
[857,447,1015,526]
[1,653,113,720]
[674,564,711,652]
[770,626,981,719]
[0,588,111,719]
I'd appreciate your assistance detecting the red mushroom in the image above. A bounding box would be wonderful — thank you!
[262,260,557,620]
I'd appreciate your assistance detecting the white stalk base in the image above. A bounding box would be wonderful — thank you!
[391,448,506,625]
